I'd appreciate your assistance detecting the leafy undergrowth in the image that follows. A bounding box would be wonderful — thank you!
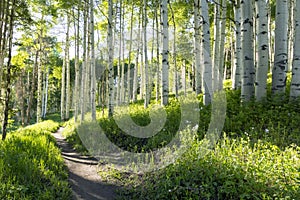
[63,90,300,199]
[62,120,89,154]
[120,138,299,199]
[0,120,71,200]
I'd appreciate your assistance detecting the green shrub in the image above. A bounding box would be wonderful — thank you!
[62,89,300,199]
[124,137,300,199]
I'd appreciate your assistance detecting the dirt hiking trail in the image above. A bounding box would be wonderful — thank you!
[52,127,119,200]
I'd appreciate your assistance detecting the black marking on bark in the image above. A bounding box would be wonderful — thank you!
[261,31,268,35]
[291,83,300,87]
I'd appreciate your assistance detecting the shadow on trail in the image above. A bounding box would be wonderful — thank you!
[61,152,99,165]
[69,170,119,200]
[52,127,119,200]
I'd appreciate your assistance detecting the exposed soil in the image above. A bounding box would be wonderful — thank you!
[52,127,119,200]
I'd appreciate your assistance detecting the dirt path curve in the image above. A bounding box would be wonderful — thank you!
[52,127,119,200]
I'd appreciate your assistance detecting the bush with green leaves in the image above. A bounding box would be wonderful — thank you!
[0,120,71,200]
[122,137,299,199]
[63,89,300,199]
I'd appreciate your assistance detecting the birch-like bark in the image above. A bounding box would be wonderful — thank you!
[36,21,43,123]
[290,0,300,99]
[170,3,178,99]
[120,4,126,104]
[1,0,14,140]
[127,2,134,102]
[255,0,269,101]
[230,31,235,82]
[212,0,220,91]
[85,7,91,112]
[218,0,227,90]
[132,7,142,102]
[161,0,169,105]
[182,60,187,96]
[0,0,9,85]
[42,67,48,118]
[139,43,144,100]
[26,51,38,124]
[232,0,242,89]
[268,5,274,72]
[90,0,96,120]
[0,0,8,79]
[272,0,289,94]
[288,0,295,71]
[143,0,149,108]
[194,0,202,95]
[61,55,66,121]
[116,1,122,105]
[65,13,71,120]
[74,6,80,122]
[201,0,212,105]
[241,0,255,101]
[80,2,88,122]
[108,0,114,117]
[155,1,160,101]
[41,68,45,118]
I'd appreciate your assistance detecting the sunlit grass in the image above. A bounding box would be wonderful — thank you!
[62,87,300,199]
[0,120,71,199]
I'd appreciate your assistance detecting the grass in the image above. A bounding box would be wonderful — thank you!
[61,86,300,199]
[0,120,71,199]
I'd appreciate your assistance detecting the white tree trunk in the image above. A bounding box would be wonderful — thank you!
[194,0,202,95]
[61,60,66,121]
[161,0,169,105]
[288,0,295,71]
[143,0,149,108]
[290,0,300,99]
[201,0,212,105]
[170,3,178,99]
[218,0,227,90]
[232,0,242,89]
[80,2,88,121]
[85,7,91,112]
[41,68,46,118]
[182,60,186,96]
[272,0,289,94]
[155,2,160,101]
[108,0,114,117]
[42,67,49,118]
[116,0,122,105]
[241,0,255,101]
[132,7,142,102]
[255,0,269,101]
[127,2,134,102]
[120,5,126,104]
[90,0,96,120]
[36,15,45,123]
[212,0,220,91]
[65,13,71,120]
[268,6,274,72]
[74,6,80,123]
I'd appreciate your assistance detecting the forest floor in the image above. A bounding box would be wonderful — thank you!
[52,127,119,200]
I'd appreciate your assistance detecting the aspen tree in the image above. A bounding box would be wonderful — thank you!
[272,0,289,94]
[161,0,169,105]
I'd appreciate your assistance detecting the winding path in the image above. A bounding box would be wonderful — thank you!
[52,127,119,200]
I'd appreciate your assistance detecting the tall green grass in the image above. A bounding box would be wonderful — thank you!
[63,89,300,199]
[0,120,71,199]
